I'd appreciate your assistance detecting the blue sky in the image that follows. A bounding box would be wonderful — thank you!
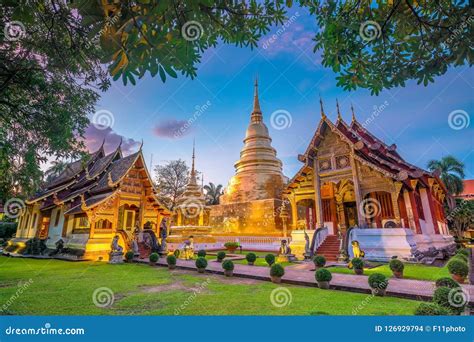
[87,6,473,187]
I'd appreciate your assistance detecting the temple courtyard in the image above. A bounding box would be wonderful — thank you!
[1,256,472,316]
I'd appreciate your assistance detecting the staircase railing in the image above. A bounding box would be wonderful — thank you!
[309,226,328,257]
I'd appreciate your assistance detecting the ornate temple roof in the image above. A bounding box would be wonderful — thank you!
[286,100,447,194]
[27,141,170,215]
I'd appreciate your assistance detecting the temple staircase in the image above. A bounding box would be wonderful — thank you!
[315,235,340,262]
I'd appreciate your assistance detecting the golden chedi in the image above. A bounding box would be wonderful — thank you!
[210,79,287,236]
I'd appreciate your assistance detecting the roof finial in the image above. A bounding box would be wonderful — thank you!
[319,94,326,119]
[351,103,356,122]
[336,98,342,121]
[139,139,143,151]
[251,75,263,123]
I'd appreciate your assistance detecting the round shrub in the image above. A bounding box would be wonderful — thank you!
[167,255,177,265]
[351,257,364,270]
[313,255,326,268]
[149,252,159,263]
[222,260,234,271]
[246,252,257,263]
[197,249,206,257]
[265,254,276,266]
[217,251,226,261]
[125,251,134,261]
[452,254,468,263]
[414,302,450,316]
[368,273,389,290]
[195,257,208,269]
[315,268,332,282]
[447,259,469,277]
[389,259,404,273]
[224,242,239,249]
[435,277,461,289]
[270,263,285,277]
[433,286,465,315]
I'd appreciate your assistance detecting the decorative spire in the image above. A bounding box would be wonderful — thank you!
[191,139,196,176]
[336,98,342,121]
[251,76,263,123]
[351,103,356,122]
[319,95,326,119]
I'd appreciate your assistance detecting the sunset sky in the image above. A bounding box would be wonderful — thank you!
[84,6,473,187]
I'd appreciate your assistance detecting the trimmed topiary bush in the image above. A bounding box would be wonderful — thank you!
[195,257,208,272]
[125,251,134,262]
[435,277,461,289]
[265,254,275,266]
[222,260,234,271]
[351,257,364,269]
[149,252,159,263]
[197,249,206,257]
[224,242,239,250]
[313,255,326,268]
[167,255,177,265]
[452,254,469,263]
[368,273,389,290]
[414,302,451,316]
[389,259,404,272]
[270,263,285,277]
[315,268,332,282]
[246,252,257,265]
[433,286,465,315]
[447,259,469,278]
[217,251,226,261]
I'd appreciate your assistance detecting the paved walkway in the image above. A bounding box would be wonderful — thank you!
[138,258,474,305]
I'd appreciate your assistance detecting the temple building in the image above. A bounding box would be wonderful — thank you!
[9,141,170,259]
[209,79,288,236]
[284,100,454,261]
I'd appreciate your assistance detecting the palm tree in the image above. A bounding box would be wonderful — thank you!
[203,182,223,205]
[44,160,68,183]
[427,155,465,195]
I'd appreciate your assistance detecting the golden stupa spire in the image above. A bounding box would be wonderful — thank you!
[336,98,342,121]
[251,76,262,123]
[191,139,196,176]
[319,95,326,119]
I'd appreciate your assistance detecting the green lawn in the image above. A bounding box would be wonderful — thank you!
[329,263,450,281]
[0,256,422,315]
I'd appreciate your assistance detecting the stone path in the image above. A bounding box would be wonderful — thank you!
[138,258,474,306]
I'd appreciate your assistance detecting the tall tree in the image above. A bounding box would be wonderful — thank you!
[304,0,473,94]
[154,159,189,210]
[427,155,465,195]
[204,182,223,205]
[0,0,109,201]
[447,199,474,239]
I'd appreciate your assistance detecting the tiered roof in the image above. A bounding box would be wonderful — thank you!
[286,101,447,194]
[26,141,170,215]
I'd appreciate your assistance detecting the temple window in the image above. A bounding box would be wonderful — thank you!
[374,192,394,218]
[124,210,135,230]
[54,208,61,227]
[74,214,89,229]
[414,190,425,220]
[95,219,112,229]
